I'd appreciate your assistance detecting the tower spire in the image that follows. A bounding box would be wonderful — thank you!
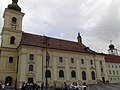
[108,40,118,55]
[7,0,21,12]
[77,32,82,43]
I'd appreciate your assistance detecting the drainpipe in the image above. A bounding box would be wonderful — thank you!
[42,48,44,82]
[15,56,19,89]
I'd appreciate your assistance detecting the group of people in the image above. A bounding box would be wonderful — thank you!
[21,83,40,90]
[0,82,5,89]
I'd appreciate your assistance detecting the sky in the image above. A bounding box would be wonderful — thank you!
[0,0,120,54]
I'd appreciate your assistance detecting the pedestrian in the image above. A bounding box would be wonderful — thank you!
[64,82,68,90]
[54,82,56,89]
[1,83,5,90]
[0,82,2,89]
[41,82,44,90]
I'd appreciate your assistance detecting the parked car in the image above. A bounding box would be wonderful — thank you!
[69,82,86,90]
[21,82,40,90]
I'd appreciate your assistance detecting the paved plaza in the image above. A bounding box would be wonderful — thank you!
[1,84,120,90]
[88,84,120,90]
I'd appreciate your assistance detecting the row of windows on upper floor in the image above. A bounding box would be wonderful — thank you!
[7,54,103,66]
[108,77,120,81]
[108,70,120,75]
[29,54,103,65]
[108,64,120,69]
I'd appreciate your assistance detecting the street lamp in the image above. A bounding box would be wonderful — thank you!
[44,36,50,89]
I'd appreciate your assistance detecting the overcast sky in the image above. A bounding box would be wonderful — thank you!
[0,0,120,54]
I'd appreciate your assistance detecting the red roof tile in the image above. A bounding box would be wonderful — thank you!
[20,32,97,54]
[105,54,120,63]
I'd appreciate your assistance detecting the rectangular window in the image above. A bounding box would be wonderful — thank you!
[59,57,63,62]
[116,71,119,75]
[81,59,84,64]
[71,58,74,63]
[9,57,13,63]
[29,54,34,60]
[100,61,102,65]
[101,68,103,72]
[113,71,115,75]
[110,78,112,80]
[112,65,114,68]
[90,60,93,65]
[109,70,111,74]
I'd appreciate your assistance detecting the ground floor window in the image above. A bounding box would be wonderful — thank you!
[91,71,95,80]
[82,71,86,80]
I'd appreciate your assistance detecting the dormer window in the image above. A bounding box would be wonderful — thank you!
[11,17,17,30]
[10,36,15,44]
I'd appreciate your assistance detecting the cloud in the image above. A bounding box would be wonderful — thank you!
[1,0,120,54]
[92,0,120,42]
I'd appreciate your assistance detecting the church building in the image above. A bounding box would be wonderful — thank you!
[0,0,107,88]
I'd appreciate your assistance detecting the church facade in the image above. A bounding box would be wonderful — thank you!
[0,0,107,88]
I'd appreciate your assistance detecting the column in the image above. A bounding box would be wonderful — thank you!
[53,56,57,81]
[65,58,69,81]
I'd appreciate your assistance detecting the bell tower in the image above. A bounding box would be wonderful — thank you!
[77,32,82,43]
[108,40,118,55]
[1,0,24,48]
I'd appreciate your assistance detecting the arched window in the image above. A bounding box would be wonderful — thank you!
[29,64,33,71]
[82,71,86,80]
[59,70,64,78]
[5,76,12,86]
[11,17,17,30]
[45,70,51,78]
[12,17,17,24]
[71,70,76,78]
[10,36,15,44]
[101,68,103,72]
[100,61,102,65]
[91,71,96,80]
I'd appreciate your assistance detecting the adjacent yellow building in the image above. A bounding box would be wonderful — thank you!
[0,0,107,88]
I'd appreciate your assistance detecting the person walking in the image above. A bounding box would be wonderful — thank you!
[1,83,5,90]
[64,82,68,90]
[41,82,44,90]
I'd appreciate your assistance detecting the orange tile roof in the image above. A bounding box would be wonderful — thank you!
[20,32,98,54]
[105,54,120,63]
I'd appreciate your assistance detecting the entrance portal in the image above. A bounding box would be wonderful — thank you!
[102,77,105,83]
[5,76,12,86]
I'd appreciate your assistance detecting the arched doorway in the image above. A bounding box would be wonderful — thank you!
[5,76,12,86]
